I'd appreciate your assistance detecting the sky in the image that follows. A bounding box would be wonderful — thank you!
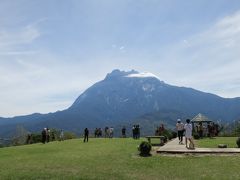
[1,0,240,117]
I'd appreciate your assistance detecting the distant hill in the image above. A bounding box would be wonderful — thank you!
[1,69,240,137]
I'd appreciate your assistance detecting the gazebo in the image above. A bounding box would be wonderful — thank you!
[191,113,213,123]
[191,113,213,137]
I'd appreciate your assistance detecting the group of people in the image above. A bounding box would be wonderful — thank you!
[91,126,141,139]
[39,119,219,148]
[85,125,142,139]
[41,128,51,144]
[84,125,139,140]
[155,124,165,136]
[104,127,114,138]
[132,125,140,139]
[94,128,103,138]
[176,119,195,149]
[207,122,220,138]
[176,119,221,149]
[194,122,220,138]
[83,126,115,143]
[41,128,64,144]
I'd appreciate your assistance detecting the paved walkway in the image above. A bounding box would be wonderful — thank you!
[157,138,240,154]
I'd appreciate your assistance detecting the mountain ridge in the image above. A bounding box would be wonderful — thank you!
[0,69,240,137]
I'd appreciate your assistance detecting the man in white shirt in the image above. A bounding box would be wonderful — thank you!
[184,119,195,149]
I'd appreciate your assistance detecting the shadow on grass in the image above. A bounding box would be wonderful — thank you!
[139,153,152,157]
[151,143,164,146]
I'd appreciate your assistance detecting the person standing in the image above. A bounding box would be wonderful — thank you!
[59,129,64,141]
[184,119,195,149]
[207,122,211,137]
[159,124,165,136]
[122,126,126,138]
[109,127,114,138]
[104,127,109,138]
[132,125,136,139]
[51,131,55,141]
[99,128,103,137]
[26,133,32,144]
[46,128,50,143]
[198,122,203,138]
[94,128,98,138]
[136,125,140,139]
[41,128,47,144]
[176,119,184,144]
[84,128,89,142]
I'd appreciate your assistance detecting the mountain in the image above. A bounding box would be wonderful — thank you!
[1,69,240,137]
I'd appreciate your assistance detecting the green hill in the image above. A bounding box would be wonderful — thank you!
[0,138,240,179]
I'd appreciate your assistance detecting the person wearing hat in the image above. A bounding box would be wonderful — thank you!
[176,119,184,144]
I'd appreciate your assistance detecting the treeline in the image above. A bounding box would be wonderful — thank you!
[220,119,240,137]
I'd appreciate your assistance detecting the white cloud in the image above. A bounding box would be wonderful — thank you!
[0,18,44,58]
[0,51,37,55]
[0,55,108,117]
[183,39,190,47]
[156,11,240,98]
[1,3,240,117]
[0,24,40,48]
[119,46,125,50]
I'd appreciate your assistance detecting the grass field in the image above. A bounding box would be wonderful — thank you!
[0,138,240,179]
[196,137,238,148]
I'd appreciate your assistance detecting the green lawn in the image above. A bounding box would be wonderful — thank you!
[0,138,240,179]
[196,137,238,148]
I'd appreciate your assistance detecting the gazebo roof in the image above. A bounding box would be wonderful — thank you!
[191,113,213,123]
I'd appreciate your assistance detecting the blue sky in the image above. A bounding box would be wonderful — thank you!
[1,0,240,117]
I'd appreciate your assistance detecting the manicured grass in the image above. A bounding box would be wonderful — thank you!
[196,137,238,148]
[0,138,240,179]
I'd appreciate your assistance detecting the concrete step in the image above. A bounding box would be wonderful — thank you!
[157,138,240,154]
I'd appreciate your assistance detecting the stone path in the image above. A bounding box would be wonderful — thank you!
[157,138,240,154]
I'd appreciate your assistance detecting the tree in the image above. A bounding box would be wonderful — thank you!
[12,125,29,146]
[235,120,240,136]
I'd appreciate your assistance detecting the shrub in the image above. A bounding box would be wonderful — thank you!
[160,139,165,146]
[162,129,172,140]
[236,137,240,148]
[0,144,4,148]
[168,134,173,140]
[138,141,152,156]
[163,136,168,143]
[31,133,42,143]
[171,131,177,139]
[64,132,77,140]
[12,125,28,146]
[193,132,200,140]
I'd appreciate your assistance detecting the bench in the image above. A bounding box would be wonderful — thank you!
[145,136,165,145]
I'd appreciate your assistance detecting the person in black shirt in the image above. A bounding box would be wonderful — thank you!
[122,126,126,138]
[41,128,47,144]
[84,128,89,142]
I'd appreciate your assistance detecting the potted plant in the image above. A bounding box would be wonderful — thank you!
[138,141,152,156]
[236,137,240,148]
